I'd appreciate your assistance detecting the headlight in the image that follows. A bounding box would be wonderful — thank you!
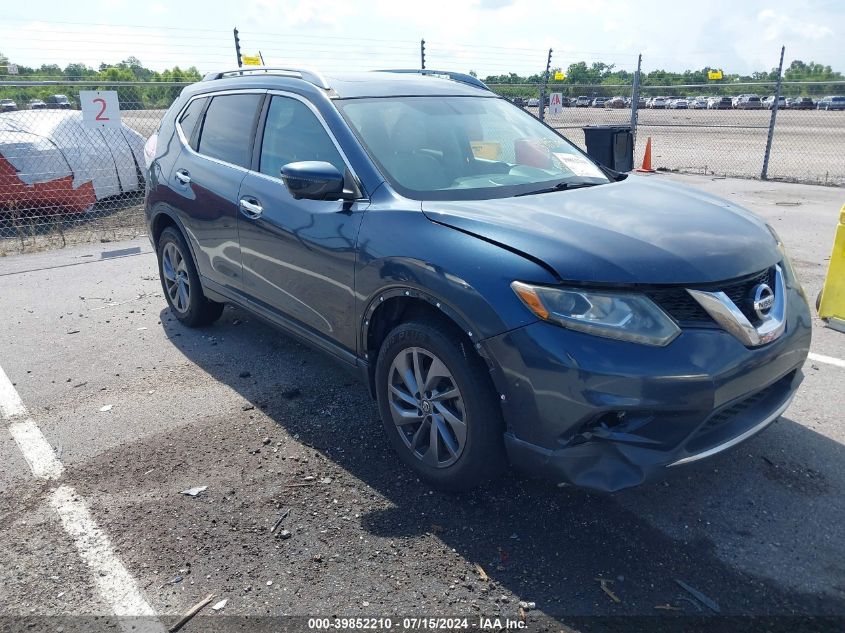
[511,281,681,346]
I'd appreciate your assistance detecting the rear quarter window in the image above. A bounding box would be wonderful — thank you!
[177,97,208,150]
[196,93,263,168]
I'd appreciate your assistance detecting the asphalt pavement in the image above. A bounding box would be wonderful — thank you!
[0,172,843,632]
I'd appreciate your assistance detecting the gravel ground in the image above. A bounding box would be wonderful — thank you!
[0,173,843,632]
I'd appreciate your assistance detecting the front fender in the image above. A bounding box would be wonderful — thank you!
[355,208,556,349]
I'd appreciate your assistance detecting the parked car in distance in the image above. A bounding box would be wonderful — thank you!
[604,96,626,108]
[144,67,811,494]
[789,96,814,110]
[511,96,526,107]
[817,96,845,110]
[668,98,689,109]
[708,96,733,109]
[526,98,539,107]
[763,96,786,109]
[690,97,708,109]
[575,95,591,107]
[28,99,48,110]
[591,97,608,107]
[648,96,667,109]
[45,94,73,109]
[736,95,762,109]
[0,99,18,112]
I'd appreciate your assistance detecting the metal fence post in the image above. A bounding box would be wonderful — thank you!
[539,48,552,122]
[233,28,242,68]
[761,45,785,180]
[630,53,642,148]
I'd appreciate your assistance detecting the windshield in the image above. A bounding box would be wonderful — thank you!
[337,96,609,201]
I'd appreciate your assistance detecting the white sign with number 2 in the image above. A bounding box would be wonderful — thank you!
[80,90,121,128]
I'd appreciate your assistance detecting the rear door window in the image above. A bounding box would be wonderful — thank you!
[197,93,263,168]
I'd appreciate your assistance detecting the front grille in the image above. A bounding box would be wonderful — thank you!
[647,267,775,327]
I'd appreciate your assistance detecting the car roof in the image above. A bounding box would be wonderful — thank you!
[187,69,494,100]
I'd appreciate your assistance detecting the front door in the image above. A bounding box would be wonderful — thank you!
[237,94,367,354]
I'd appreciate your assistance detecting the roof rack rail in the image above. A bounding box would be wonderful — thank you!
[201,67,331,90]
[374,69,490,91]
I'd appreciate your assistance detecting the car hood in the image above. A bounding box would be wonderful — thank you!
[421,176,781,284]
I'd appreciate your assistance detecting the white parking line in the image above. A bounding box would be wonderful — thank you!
[51,485,162,629]
[808,352,845,369]
[8,418,64,480]
[0,365,26,418]
[1,363,164,633]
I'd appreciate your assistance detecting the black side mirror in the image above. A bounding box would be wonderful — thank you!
[280,161,346,201]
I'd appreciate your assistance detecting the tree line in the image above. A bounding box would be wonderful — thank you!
[1,54,842,107]
[0,55,202,109]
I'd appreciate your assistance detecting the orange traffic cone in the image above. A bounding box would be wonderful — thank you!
[636,137,655,173]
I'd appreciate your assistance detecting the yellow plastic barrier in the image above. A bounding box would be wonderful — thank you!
[818,204,845,333]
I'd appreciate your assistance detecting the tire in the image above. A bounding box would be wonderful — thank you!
[375,319,506,491]
[157,226,224,327]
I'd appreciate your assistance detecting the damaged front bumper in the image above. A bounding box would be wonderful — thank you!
[484,287,811,492]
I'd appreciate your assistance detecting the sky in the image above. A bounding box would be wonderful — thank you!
[1,0,843,78]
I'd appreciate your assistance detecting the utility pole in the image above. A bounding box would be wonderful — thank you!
[420,39,426,70]
[233,27,243,68]
[539,48,552,122]
[761,45,785,180]
[630,53,642,148]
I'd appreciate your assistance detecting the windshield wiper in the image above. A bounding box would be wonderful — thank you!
[514,181,600,197]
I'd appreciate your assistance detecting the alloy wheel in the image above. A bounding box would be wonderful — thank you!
[387,346,467,468]
[162,242,191,314]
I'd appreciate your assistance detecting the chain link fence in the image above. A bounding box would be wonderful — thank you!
[1,76,844,253]
[0,81,180,253]
[500,79,845,186]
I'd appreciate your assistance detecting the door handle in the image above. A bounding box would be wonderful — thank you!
[174,169,191,185]
[239,197,264,219]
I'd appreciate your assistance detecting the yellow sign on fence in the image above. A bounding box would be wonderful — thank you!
[553,71,565,81]
[707,69,723,80]
[242,55,262,66]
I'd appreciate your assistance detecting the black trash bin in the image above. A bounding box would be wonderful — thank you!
[582,125,634,172]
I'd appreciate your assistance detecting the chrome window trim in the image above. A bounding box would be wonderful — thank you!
[174,88,366,201]
[175,89,267,173]
[687,265,786,347]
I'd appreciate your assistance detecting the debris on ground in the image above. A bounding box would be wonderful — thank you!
[270,508,290,535]
[655,603,681,611]
[168,593,215,632]
[475,563,489,582]
[595,577,621,603]
[211,598,228,612]
[180,486,207,497]
[518,606,526,622]
[674,579,720,613]
[277,529,292,540]
[518,601,536,610]
[241,404,254,411]
[99,404,113,412]
[320,476,333,485]
[161,574,183,588]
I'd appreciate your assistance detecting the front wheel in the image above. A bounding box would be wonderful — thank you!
[375,320,506,491]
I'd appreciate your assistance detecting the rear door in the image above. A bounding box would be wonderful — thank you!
[170,91,264,292]
[236,93,368,354]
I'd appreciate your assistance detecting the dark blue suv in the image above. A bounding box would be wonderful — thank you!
[145,68,811,492]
